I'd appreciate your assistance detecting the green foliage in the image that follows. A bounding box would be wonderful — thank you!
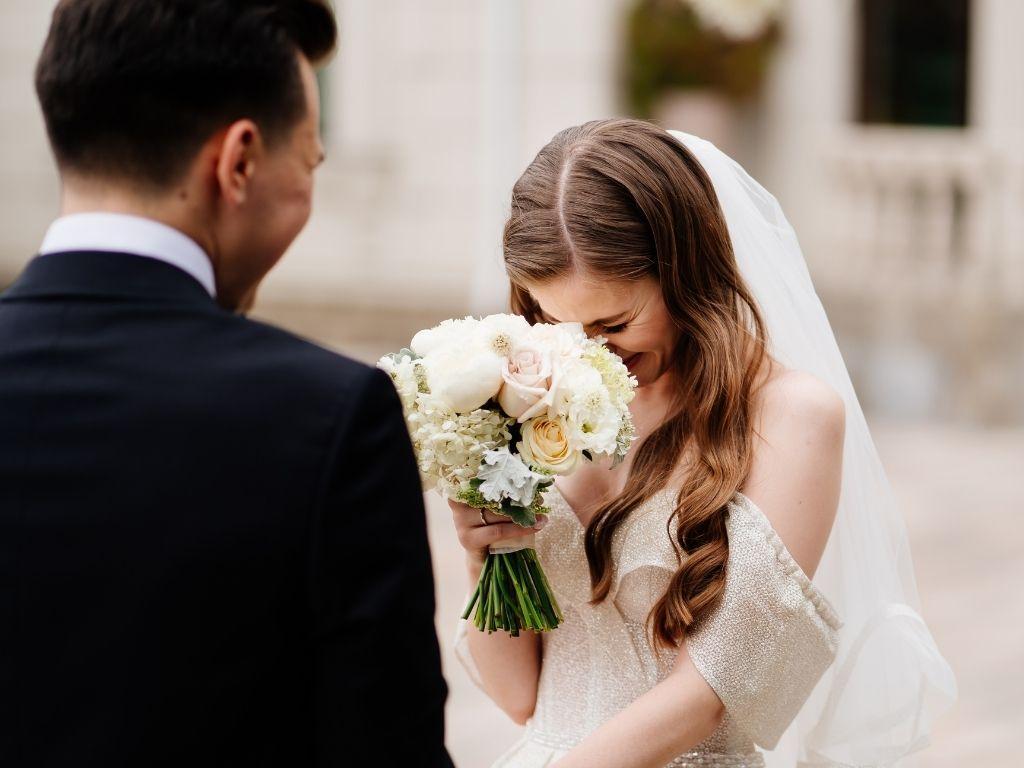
[624,0,780,117]
[456,485,502,514]
[458,479,554,528]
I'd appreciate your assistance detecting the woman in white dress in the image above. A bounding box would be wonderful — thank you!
[451,119,956,768]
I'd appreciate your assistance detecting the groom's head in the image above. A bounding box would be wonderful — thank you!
[35,0,337,310]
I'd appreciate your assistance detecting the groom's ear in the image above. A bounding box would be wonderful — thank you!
[214,119,264,206]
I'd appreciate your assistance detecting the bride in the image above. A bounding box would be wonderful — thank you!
[450,119,956,767]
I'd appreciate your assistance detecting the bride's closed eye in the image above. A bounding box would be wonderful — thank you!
[601,323,628,335]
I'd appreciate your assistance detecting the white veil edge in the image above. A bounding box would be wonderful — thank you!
[668,131,957,768]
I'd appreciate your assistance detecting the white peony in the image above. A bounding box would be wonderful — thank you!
[479,313,532,356]
[410,316,481,356]
[419,344,504,413]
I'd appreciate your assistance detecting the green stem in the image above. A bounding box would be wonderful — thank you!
[528,548,563,625]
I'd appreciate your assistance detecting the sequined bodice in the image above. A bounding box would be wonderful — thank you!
[528,486,761,766]
[453,484,842,768]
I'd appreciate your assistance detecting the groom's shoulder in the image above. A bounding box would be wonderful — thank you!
[209,312,381,403]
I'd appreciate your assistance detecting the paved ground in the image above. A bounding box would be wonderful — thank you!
[258,306,1024,768]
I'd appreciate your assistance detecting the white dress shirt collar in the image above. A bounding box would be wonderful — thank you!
[40,212,216,298]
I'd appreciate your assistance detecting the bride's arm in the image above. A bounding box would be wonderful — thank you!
[451,501,545,724]
[552,372,846,768]
[552,643,725,768]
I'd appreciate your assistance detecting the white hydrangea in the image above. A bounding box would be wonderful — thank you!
[377,350,423,412]
[582,338,638,412]
[406,394,513,497]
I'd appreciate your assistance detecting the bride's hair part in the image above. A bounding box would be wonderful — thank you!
[504,118,770,647]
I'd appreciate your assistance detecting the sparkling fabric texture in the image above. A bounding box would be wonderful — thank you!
[453,486,842,767]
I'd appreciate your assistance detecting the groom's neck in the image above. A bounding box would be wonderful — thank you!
[58,175,215,258]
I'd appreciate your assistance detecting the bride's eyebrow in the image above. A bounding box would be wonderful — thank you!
[538,309,631,326]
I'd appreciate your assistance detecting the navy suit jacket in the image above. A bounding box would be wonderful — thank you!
[0,251,453,767]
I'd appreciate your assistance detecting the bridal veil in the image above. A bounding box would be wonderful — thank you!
[668,130,957,767]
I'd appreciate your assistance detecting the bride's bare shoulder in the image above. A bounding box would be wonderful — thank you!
[741,361,846,577]
[753,363,846,431]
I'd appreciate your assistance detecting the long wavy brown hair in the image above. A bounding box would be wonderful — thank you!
[504,118,771,648]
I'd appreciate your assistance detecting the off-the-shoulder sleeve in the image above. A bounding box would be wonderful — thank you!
[609,494,681,624]
[452,594,487,692]
[685,493,843,749]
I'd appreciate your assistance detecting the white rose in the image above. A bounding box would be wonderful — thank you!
[518,415,581,475]
[498,343,554,419]
[420,344,504,412]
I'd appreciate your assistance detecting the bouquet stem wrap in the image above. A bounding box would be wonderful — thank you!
[461,531,563,635]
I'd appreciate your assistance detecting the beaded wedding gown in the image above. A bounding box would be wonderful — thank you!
[453,484,843,768]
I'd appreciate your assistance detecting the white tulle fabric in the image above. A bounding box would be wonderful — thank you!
[666,131,956,766]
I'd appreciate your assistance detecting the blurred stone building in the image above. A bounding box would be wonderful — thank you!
[2,0,1021,423]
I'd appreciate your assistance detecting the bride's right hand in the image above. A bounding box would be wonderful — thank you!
[448,500,548,572]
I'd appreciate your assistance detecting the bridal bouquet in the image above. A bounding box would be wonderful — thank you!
[378,314,637,635]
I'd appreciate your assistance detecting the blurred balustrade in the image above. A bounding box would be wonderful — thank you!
[822,126,1022,308]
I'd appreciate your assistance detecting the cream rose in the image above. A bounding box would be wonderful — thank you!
[517,415,580,475]
[497,345,554,419]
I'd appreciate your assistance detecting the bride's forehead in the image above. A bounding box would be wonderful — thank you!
[528,276,647,323]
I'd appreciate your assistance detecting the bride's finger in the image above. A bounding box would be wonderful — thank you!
[450,503,486,529]
[464,520,542,550]
[449,503,509,528]
[479,509,508,526]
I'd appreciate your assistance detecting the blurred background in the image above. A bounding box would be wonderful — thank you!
[2,0,1021,765]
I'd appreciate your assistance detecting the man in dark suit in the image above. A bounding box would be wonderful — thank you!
[0,1,453,766]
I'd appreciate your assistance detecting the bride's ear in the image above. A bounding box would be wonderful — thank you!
[214,119,263,206]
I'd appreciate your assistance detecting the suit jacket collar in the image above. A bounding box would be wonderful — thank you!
[39,213,216,297]
[1,251,220,308]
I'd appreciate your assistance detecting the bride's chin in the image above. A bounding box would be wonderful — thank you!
[621,351,650,382]
[632,356,675,389]
[620,351,641,370]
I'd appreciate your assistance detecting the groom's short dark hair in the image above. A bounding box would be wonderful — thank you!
[35,0,337,187]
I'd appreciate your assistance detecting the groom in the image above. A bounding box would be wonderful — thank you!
[0,1,453,766]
